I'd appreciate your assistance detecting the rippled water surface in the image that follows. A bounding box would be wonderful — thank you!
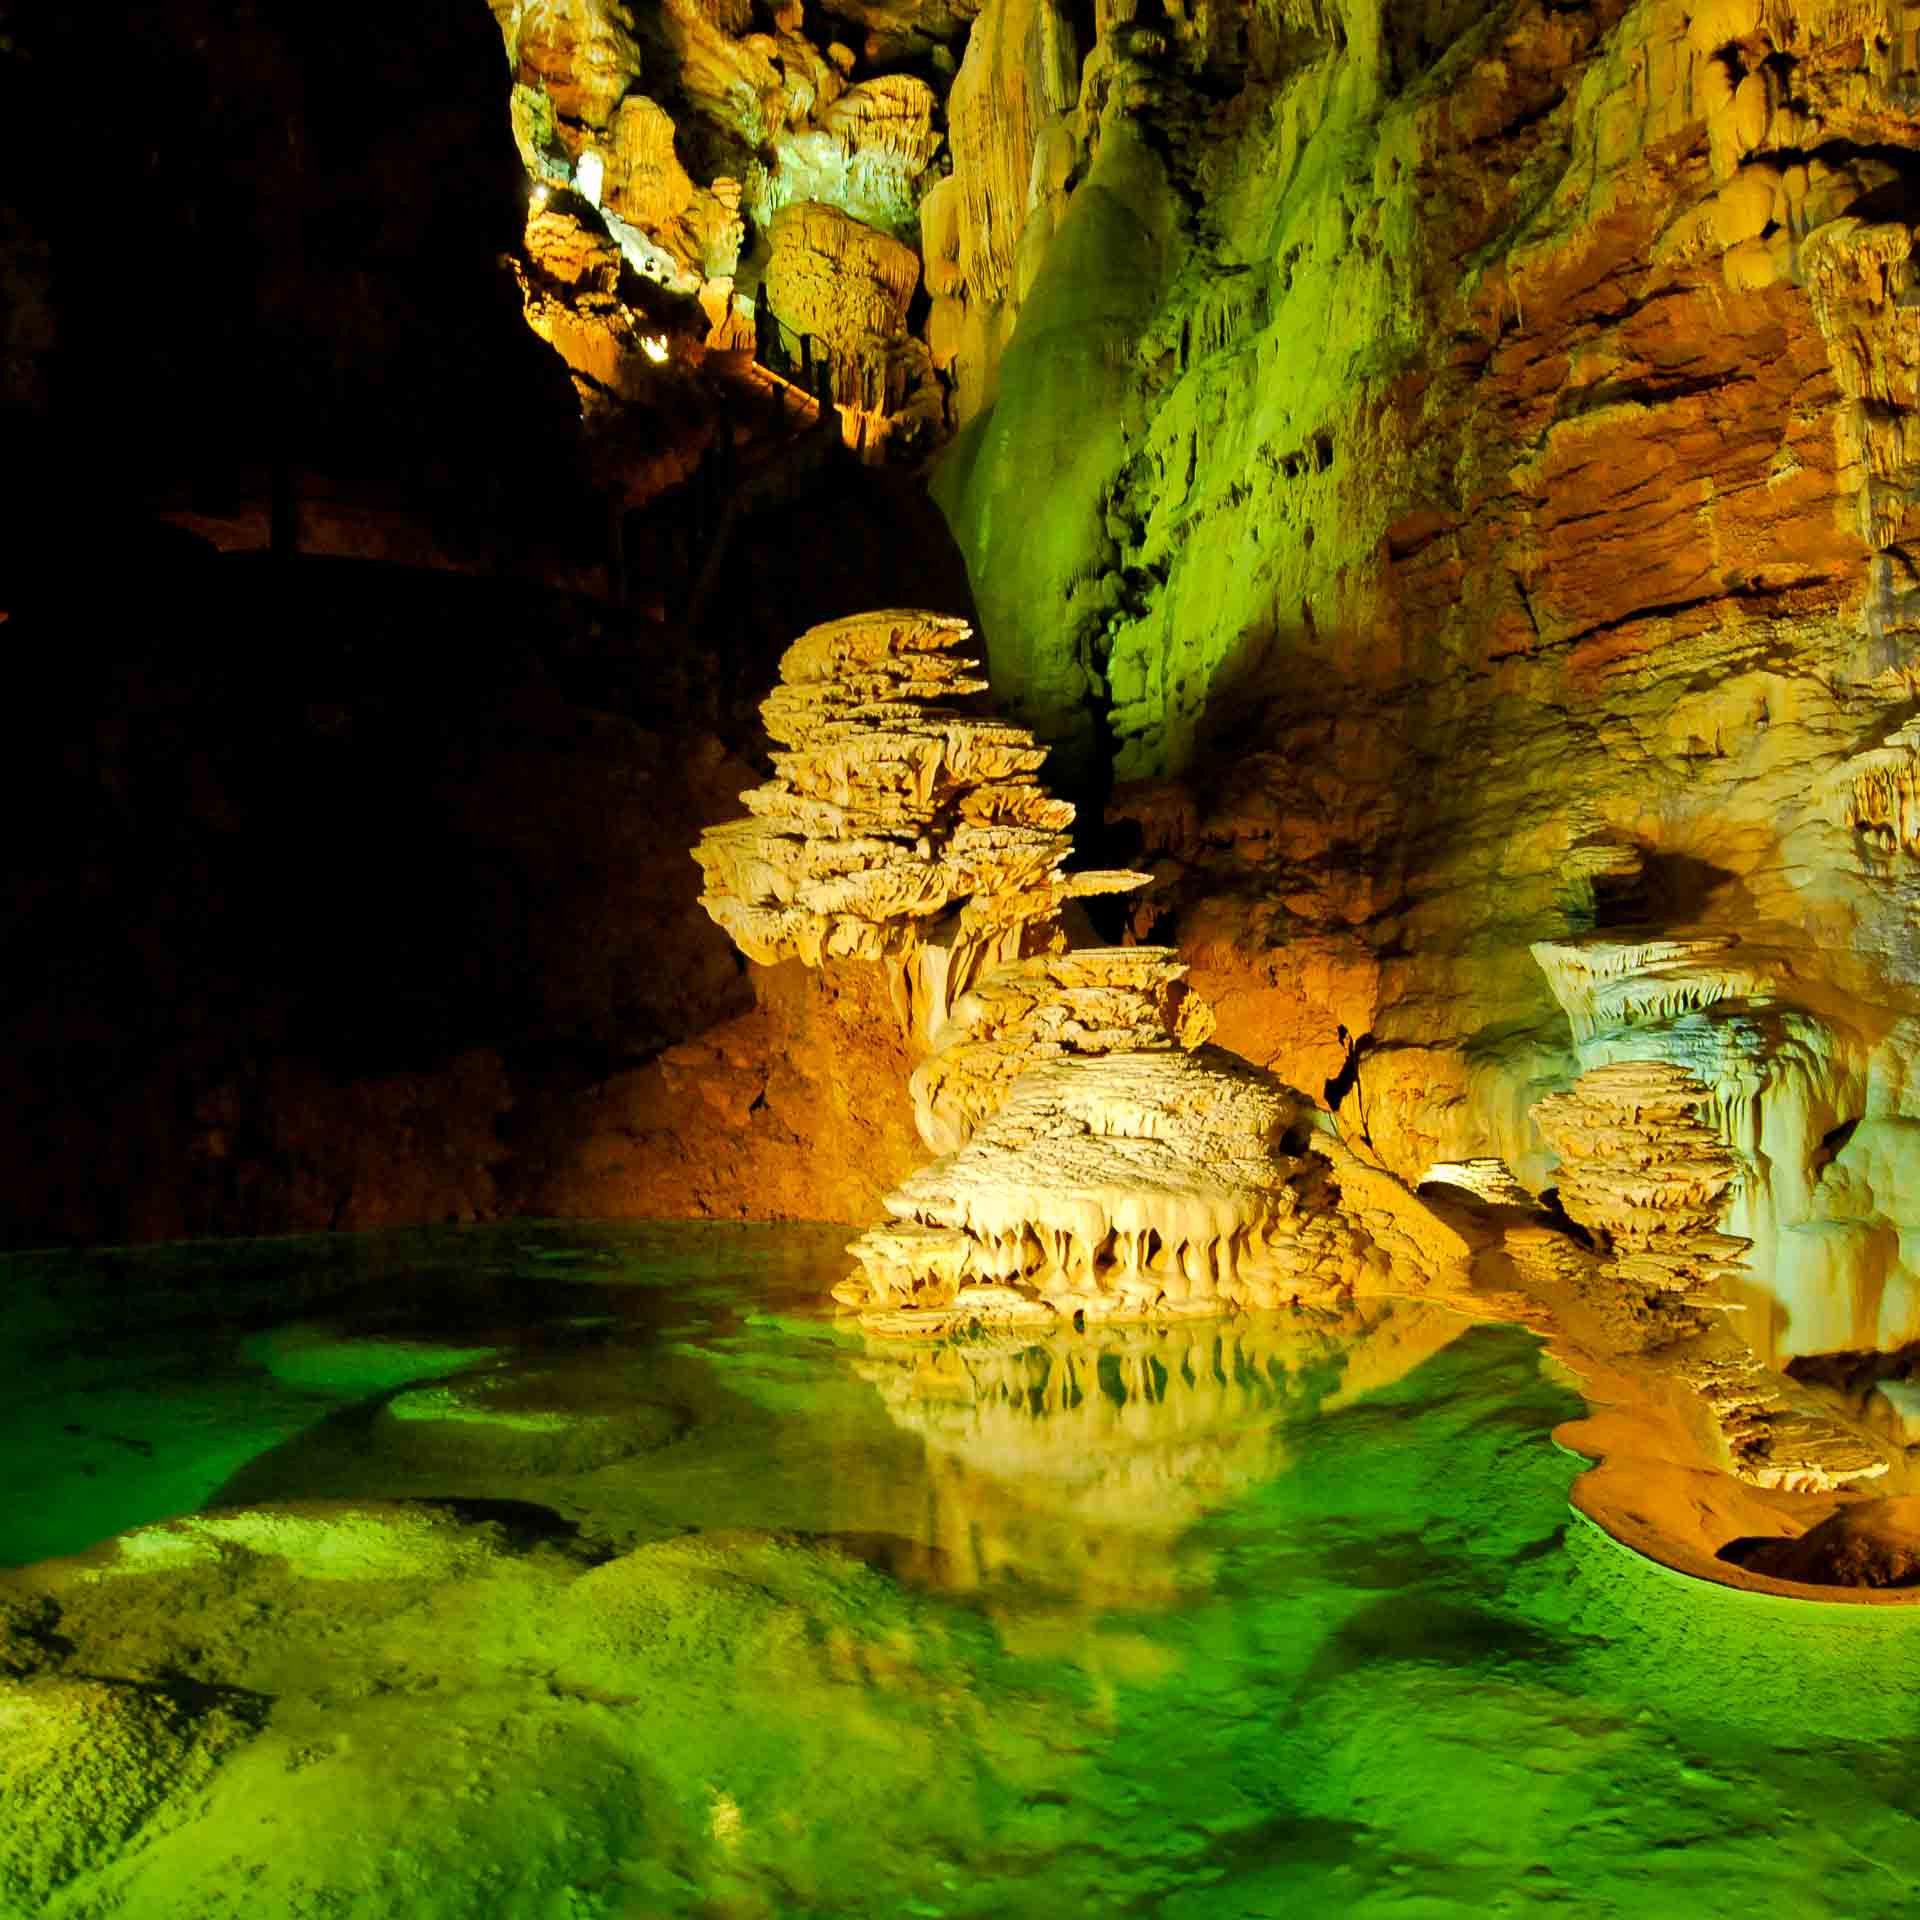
[2,1222,1917,1919]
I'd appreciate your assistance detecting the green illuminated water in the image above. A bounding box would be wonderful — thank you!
[1,1222,1917,1918]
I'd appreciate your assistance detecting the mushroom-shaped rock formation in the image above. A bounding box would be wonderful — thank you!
[910,943,1214,1152]
[694,607,1399,1334]
[693,608,1145,1046]
[1531,1059,1749,1310]
[840,1048,1379,1330]
[1529,935,1763,1050]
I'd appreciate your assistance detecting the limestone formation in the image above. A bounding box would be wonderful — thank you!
[693,609,1145,1043]
[1847,718,1920,858]
[1522,1059,1896,1487]
[1531,1060,1748,1311]
[840,1046,1377,1329]
[1529,935,1765,1051]
[910,943,1213,1151]
[493,0,948,457]
[764,201,924,416]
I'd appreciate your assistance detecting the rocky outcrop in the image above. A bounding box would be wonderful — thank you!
[763,201,928,419]
[492,0,949,456]
[692,605,1411,1330]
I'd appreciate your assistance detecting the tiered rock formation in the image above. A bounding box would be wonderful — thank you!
[1516,1058,1894,1492]
[909,943,1212,1151]
[693,608,1144,1045]
[695,606,1392,1331]
[1531,1060,1749,1310]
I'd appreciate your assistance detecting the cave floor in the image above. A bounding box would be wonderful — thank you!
[2,1222,1918,1918]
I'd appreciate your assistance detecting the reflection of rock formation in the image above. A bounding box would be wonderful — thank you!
[853,1298,1473,1601]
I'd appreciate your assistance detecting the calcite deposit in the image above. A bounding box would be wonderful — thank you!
[1519,1058,1892,1494]
[694,608,1145,1044]
[490,0,948,453]
[842,1047,1376,1329]
[694,606,1414,1332]
[910,942,1213,1151]
[1531,1060,1749,1310]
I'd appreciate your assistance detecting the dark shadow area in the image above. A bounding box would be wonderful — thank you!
[1589,847,1739,928]
[0,0,585,556]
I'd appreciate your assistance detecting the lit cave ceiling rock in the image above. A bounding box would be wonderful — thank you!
[489,0,953,459]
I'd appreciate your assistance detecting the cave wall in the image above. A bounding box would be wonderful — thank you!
[929,0,1920,1361]
[15,0,1920,1370]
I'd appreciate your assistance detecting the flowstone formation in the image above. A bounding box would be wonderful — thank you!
[908,943,1213,1152]
[696,608,1390,1333]
[844,1047,1377,1330]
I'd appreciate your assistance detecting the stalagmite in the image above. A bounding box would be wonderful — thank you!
[1531,1059,1749,1306]
[693,609,1147,1047]
[1530,1060,1891,1491]
[693,607,1406,1332]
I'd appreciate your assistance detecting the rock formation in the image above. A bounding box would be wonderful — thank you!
[1530,1059,1749,1313]
[694,605,1402,1331]
[1523,1058,1892,1493]
[842,1045,1377,1329]
[693,608,1144,1046]
[490,0,949,455]
[909,942,1212,1152]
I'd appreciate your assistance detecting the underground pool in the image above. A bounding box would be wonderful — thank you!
[2,1221,1917,1918]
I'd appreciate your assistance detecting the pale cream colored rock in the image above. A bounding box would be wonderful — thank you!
[910,943,1213,1151]
[1536,1059,1751,1251]
[1529,934,1760,1047]
[694,610,1147,1045]
[945,0,1080,306]
[842,1047,1377,1327]
[1675,1346,1890,1492]
[1532,1061,1749,1309]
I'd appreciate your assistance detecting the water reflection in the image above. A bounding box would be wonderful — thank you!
[849,1299,1476,1606]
